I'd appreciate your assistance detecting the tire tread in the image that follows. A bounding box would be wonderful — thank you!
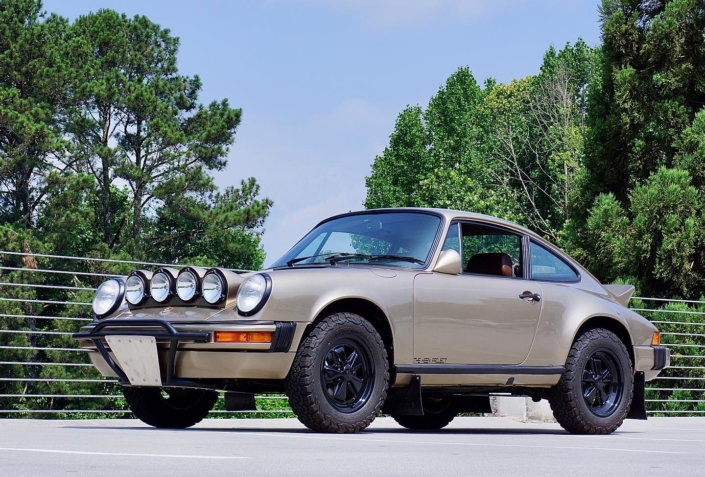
[548,328,633,435]
[286,312,389,433]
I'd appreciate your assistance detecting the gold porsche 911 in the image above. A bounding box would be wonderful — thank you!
[74,208,669,434]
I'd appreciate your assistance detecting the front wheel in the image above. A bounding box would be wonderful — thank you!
[286,312,389,433]
[548,328,633,434]
[122,387,218,429]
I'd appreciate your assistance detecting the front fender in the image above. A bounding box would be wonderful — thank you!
[241,267,417,363]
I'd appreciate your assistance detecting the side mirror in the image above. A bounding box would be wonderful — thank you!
[433,249,462,275]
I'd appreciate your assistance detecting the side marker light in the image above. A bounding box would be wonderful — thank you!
[651,332,661,346]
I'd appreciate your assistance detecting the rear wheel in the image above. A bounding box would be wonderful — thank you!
[123,387,218,429]
[393,394,457,430]
[548,328,633,434]
[286,312,389,433]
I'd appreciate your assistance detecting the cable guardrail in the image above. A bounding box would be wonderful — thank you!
[0,249,290,417]
[1,250,703,417]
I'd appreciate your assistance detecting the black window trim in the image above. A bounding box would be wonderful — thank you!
[453,220,527,281]
[441,220,462,254]
[528,239,582,284]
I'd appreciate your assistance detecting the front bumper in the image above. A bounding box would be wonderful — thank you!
[73,319,300,387]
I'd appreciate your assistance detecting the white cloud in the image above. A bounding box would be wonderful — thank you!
[283,0,525,27]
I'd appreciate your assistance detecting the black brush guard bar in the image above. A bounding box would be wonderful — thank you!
[73,319,212,389]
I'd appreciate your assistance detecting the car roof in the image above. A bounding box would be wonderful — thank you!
[322,207,543,240]
[321,207,601,284]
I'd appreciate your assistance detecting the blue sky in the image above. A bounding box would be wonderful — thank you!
[44,0,601,266]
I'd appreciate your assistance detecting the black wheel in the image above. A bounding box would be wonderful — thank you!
[548,328,633,434]
[286,312,389,433]
[122,387,218,429]
[393,394,457,430]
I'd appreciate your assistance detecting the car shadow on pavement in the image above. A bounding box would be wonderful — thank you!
[61,425,587,436]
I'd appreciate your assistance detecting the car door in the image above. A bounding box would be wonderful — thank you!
[413,221,543,365]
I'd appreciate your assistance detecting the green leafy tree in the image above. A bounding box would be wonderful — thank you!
[64,9,243,256]
[577,0,705,214]
[364,105,430,208]
[570,0,705,298]
[366,42,595,242]
[365,68,496,212]
[0,0,71,227]
[480,42,597,241]
[574,168,704,298]
[0,4,273,418]
[147,177,272,270]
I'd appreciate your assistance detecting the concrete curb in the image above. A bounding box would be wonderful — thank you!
[490,396,555,422]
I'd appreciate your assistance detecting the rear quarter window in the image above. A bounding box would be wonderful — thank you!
[530,241,579,282]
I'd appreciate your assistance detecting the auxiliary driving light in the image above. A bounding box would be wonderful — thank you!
[202,272,225,304]
[92,278,125,317]
[125,272,149,305]
[176,269,199,301]
[150,270,175,303]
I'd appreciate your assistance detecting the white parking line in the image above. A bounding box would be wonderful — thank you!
[625,426,705,432]
[225,432,688,455]
[597,435,705,443]
[0,448,246,459]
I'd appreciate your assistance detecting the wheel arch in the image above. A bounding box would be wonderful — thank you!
[304,297,395,371]
[573,316,635,366]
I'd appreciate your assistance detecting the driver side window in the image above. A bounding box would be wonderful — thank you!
[461,223,522,278]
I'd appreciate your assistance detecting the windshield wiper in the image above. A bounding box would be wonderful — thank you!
[287,253,425,267]
[367,254,425,264]
[286,252,357,267]
[326,253,370,264]
[328,254,425,265]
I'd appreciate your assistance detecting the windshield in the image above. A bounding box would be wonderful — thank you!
[271,212,442,269]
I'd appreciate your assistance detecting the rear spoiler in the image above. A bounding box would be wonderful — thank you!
[603,284,635,307]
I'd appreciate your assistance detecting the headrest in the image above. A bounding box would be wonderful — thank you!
[465,253,513,277]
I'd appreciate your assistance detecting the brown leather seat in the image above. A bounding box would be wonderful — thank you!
[465,253,513,277]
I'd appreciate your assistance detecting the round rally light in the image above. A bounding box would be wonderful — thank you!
[236,274,271,315]
[93,278,124,317]
[125,274,147,305]
[150,271,172,303]
[176,269,199,301]
[202,272,224,304]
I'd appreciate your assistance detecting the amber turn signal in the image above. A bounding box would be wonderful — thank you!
[651,332,661,346]
[214,331,273,343]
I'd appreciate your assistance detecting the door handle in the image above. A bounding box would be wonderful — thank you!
[519,292,541,302]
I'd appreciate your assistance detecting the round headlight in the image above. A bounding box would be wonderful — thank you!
[202,272,224,304]
[236,274,270,315]
[150,271,172,303]
[93,279,124,317]
[125,274,146,305]
[176,269,198,301]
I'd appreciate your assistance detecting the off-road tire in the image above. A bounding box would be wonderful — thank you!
[286,312,389,433]
[123,387,218,429]
[393,395,457,430]
[548,328,633,435]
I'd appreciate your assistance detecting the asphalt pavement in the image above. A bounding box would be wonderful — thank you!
[1,417,703,476]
